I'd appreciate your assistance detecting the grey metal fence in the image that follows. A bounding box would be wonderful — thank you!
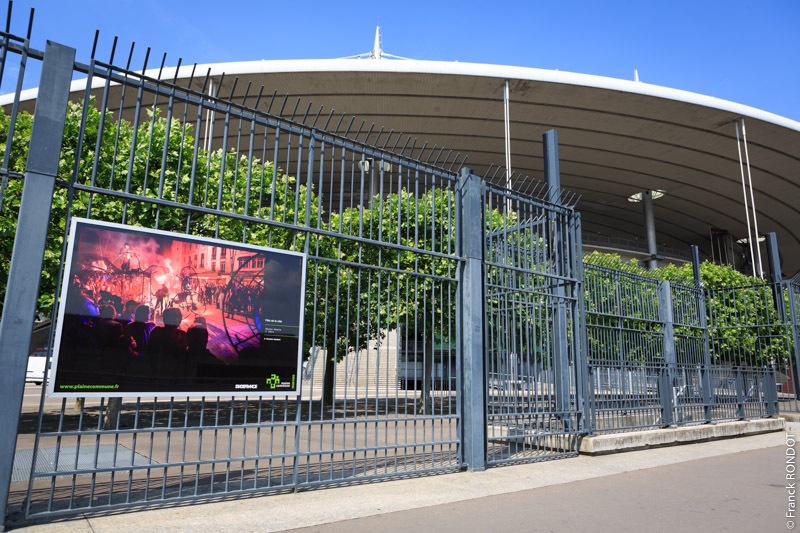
[583,260,666,433]
[780,279,800,413]
[482,166,585,465]
[0,4,793,528]
[583,249,779,435]
[704,282,783,420]
[0,17,465,523]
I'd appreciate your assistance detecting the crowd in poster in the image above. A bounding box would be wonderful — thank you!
[48,218,306,397]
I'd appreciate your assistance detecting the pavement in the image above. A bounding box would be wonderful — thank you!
[7,426,795,533]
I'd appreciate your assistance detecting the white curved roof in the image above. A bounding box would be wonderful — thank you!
[8,58,800,274]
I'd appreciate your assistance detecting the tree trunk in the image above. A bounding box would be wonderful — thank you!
[418,338,435,415]
[102,397,121,430]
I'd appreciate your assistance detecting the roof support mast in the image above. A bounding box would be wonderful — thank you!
[503,81,512,212]
[742,119,763,278]
[643,191,658,270]
[735,121,759,278]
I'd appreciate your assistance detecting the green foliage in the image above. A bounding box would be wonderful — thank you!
[302,187,458,361]
[3,97,790,378]
[583,251,789,366]
[0,99,316,320]
[689,260,788,365]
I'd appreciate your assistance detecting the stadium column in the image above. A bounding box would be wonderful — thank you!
[544,129,572,429]
[0,42,75,527]
[643,190,658,269]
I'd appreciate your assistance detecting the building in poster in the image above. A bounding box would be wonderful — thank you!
[48,218,306,397]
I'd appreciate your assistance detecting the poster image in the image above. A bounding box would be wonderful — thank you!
[48,218,306,398]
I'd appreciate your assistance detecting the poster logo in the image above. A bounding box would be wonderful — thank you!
[266,374,281,389]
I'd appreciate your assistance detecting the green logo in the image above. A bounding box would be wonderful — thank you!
[266,374,280,389]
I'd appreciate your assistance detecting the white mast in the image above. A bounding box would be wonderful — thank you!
[371,26,383,59]
[339,26,412,60]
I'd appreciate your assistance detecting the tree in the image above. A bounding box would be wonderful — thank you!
[0,99,321,426]
[582,251,789,366]
[303,186,459,413]
[1,99,318,319]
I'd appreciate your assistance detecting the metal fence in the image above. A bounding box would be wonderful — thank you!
[583,252,779,434]
[583,260,667,432]
[0,16,466,523]
[705,282,783,420]
[482,162,585,465]
[781,279,800,413]
[0,5,794,528]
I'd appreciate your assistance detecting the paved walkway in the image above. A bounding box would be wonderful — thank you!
[10,430,792,533]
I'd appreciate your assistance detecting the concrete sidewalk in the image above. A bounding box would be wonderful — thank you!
[287,445,787,533]
[10,429,792,533]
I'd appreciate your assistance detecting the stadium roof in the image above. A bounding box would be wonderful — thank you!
[7,53,800,275]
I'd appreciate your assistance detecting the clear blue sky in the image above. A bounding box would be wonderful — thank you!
[5,0,799,120]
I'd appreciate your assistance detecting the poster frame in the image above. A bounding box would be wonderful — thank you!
[47,217,307,399]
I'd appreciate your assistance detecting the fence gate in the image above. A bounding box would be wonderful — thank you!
[480,139,586,466]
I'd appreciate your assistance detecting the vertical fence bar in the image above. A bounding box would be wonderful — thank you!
[691,246,714,423]
[764,232,782,415]
[658,281,677,426]
[736,368,746,420]
[574,213,591,433]
[786,284,800,409]
[458,167,486,471]
[766,232,785,321]
[659,369,674,426]
[0,41,76,527]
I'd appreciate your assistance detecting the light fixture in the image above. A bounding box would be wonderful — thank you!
[359,159,391,173]
[736,235,766,244]
[627,190,666,203]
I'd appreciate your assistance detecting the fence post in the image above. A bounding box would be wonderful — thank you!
[0,42,75,527]
[544,130,572,429]
[573,213,592,433]
[458,167,486,471]
[658,280,677,426]
[736,368,746,419]
[765,366,779,417]
[786,284,800,408]
[691,246,714,423]
[764,232,783,416]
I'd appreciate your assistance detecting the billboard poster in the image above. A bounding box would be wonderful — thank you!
[48,218,306,397]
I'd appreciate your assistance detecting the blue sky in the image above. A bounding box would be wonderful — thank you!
[5,0,799,120]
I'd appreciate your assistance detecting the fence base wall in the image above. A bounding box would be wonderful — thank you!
[577,418,784,455]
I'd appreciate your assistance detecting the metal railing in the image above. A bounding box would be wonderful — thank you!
[0,3,793,528]
[0,14,465,523]
[583,252,779,434]
[482,174,584,465]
